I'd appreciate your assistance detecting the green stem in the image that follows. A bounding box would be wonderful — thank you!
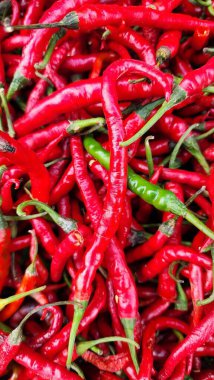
[0,321,11,333]
[6,12,78,31]
[169,123,210,174]
[169,262,188,311]
[66,301,88,369]
[120,87,187,147]
[145,136,154,178]
[169,124,198,168]
[0,87,15,137]
[204,85,214,94]
[35,70,53,85]
[16,200,77,233]
[35,28,66,70]
[0,286,46,310]
[4,211,47,221]
[208,4,214,15]
[203,47,214,55]
[67,117,106,134]
[45,157,68,168]
[121,318,139,373]
[196,127,214,141]
[0,115,4,132]
[195,0,211,5]
[76,335,139,356]
[185,186,206,208]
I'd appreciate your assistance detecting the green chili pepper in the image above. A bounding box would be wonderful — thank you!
[83,136,214,240]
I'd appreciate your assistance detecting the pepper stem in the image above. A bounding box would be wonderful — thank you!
[0,88,15,137]
[7,70,29,100]
[0,286,46,311]
[5,12,79,31]
[145,136,154,178]
[16,200,77,233]
[66,301,88,369]
[76,335,139,356]
[120,86,186,147]
[67,117,106,134]
[184,209,214,240]
[35,28,66,71]
[196,127,214,141]
[169,123,210,174]
[121,318,139,373]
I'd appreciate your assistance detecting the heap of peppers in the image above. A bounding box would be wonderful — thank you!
[0,0,214,379]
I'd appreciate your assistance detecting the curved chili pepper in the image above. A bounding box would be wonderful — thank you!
[10,235,31,252]
[141,245,211,281]
[141,298,170,324]
[27,305,63,349]
[158,304,214,379]
[7,0,94,99]
[130,158,207,189]
[0,210,11,294]
[41,274,106,358]
[106,26,156,65]
[139,317,189,379]
[14,78,165,137]
[1,178,20,213]
[122,56,214,146]
[0,132,50,203]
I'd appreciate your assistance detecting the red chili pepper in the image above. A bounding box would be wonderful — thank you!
[82,350,130,372]
[61,4,214,34]
[156,30,182,64]
[0,131,50,202]
[31,218,59,257]
[130,158,207,189]
[2,35,29,52]
[141,298,170,324]
[0,178,20,213]
[140,245,211,281]
[139,317,189,379]
[70,134,139,370]
[137,138,172,158]
[41,274,106,358]
[14,77,165,136]
[0,210,11,294]
[21,0,45,36]
[158,304,214,379]
[106,26,156,65]
[7,0,95,99]
[70,61,172,364]
[27,304,63,349]
[108,41,131,59]
[51,230,84,282]
[10,235,31,252]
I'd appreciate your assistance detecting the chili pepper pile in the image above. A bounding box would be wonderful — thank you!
[0,0,214,379]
